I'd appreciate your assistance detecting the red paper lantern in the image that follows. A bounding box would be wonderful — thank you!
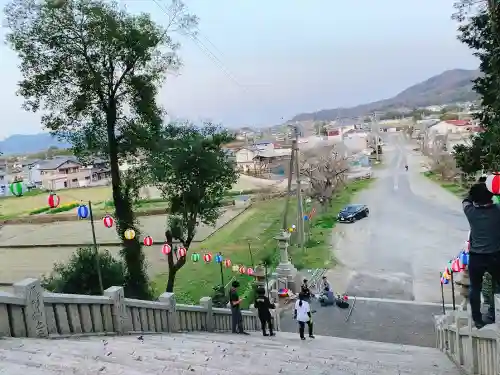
[239,266,246,274]
[47,193,60,208]
[103,215,114,228]
[143,236,153,246]
[224,259,232,268]
[178,247,187,257]
[203,253,212,262]
[161,244,171,255]
[246,267,254,276]
[486,174,500,195]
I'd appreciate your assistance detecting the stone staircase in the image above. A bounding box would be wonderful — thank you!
[0,332,460,374]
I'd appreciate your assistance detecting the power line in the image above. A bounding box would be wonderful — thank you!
[151,0,247,91]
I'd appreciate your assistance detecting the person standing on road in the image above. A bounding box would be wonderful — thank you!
[294,293,315,340]
[254,287,275,336]
[229,281,249,335]
[463,182,500,329]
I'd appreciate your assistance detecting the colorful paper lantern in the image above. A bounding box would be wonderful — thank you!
[191,253,200,262]
[143,236,153,246]
[239,266,246,274]
[247,267,254,276]
[178,247,187,257]
[47,193,60,208]
[77,205,89,219]
[441,277,449,285]
[161,244,171,255]
[304,215,309,221]
[124,229,135,240]
[494,195,500,204]
[203,253,212,263]
[451,258,461,272]
[232,265,239,272]
[460,251,469,267]
[9,181,23,197]
[103,215,114,228]
[442,271,451,280]
[215,254,223,263]
[224,259,232,268]
[486,173,500,195]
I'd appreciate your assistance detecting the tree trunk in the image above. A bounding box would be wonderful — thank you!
[165,269,177,293]
[106,102,149,299]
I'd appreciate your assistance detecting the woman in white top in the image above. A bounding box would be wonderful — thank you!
[294,292,315,340]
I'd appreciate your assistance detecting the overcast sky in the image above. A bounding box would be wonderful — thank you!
[0,0,478,139]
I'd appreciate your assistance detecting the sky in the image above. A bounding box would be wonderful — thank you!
[0,0,478,139]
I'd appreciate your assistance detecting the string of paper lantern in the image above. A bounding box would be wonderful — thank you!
[441,236,470,285]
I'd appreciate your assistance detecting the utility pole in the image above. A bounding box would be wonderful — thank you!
[371,113,380,162]
[293,125,305,247]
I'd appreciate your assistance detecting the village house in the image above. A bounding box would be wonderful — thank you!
[430,120,478,135]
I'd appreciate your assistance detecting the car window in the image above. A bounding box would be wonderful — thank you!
[346,205,361,212]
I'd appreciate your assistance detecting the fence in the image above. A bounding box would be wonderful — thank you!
[435,294,500,375]
[0,278,280,339]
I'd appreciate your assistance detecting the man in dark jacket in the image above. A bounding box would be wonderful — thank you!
[463,182,500,328]
[229,281,248,334]
[254,287,276,336]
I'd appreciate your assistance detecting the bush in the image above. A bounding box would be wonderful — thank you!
[29,206,52,215]
[42,247,126,295]
[48,202,80,214]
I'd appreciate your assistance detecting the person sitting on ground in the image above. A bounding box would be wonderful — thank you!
[463,182,500,329]
[321,276,333,294]
[318,286,335,307]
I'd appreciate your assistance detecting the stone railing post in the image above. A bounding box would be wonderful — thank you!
[200,297,213,332]
[13,278,48,338]
[159,292,179,332]
[104,286,128,334]
[495,294,500,374]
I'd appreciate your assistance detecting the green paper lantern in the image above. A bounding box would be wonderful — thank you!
[494,195,500,204]
[9,181,24,197]
[191,253,200,262]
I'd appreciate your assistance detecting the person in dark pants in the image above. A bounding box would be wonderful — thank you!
[229,281,249,334]
[463,182,500,329]
[254,287,275,336]
[294,292,314,340]
[301,279,311,302]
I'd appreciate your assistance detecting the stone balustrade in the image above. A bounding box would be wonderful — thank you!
[0,278,279,338]
[435,294,500,375]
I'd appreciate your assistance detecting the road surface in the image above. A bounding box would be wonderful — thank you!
[280,133,467,345]
[326,133,468,303]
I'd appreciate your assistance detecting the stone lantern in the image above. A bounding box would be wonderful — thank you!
[274,230,299,293]
[252,265,267,290]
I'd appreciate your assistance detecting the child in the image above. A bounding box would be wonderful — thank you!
[254,287,275,336]
[294,292,314,340]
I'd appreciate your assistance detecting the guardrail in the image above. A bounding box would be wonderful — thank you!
[0,278,280,338]
[435,294,500,375]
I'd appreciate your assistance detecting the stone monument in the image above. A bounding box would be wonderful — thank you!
[274,230,299,293]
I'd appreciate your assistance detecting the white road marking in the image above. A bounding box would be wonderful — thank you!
[352,296,453,308]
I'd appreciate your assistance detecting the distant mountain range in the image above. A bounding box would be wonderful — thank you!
[0,133,70,155]
[291,69,480,121]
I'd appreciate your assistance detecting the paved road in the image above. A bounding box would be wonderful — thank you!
[280,298,445,347]
[327,133,468,303]
[281,133,468,345]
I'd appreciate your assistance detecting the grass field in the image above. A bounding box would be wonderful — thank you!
[422,171,467,198]
[153,178,374,306]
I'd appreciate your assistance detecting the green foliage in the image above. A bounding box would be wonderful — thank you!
[148,122,239,292]
[29,206,52,215]
[211,284,229,308]
[453,5,500,173]
[4,0,197,298]
[42,247,125,295]
[48,202,80,213]
[439,113,460,121]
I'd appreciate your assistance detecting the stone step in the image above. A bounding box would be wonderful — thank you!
[0,332,460,374]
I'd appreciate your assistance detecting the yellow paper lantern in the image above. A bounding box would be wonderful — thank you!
[288,227,293,233]
[124,229,135,240]
[232,265,239,272]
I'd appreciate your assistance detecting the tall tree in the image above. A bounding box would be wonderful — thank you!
[4,0,196,298]
[452,1,500,173]
[148,122,238,292]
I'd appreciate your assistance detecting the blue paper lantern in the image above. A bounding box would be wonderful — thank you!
[77,205,89,219]
[215,254,223,263]
[304,215,309,221]
[460,251,469,266]
[442,278,449,285]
